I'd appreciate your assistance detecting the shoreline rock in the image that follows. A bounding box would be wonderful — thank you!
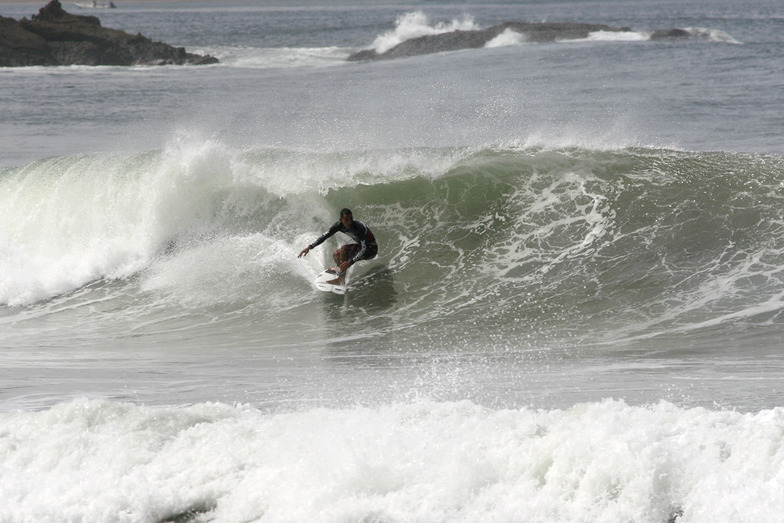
[347,22,634,61]
[0,0,218,67]
[346,21,709,61]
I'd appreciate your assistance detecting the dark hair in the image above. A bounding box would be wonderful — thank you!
[340,208,353,218]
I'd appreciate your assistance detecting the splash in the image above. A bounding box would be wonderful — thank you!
[370,11,480,54]
[485,28,526,48]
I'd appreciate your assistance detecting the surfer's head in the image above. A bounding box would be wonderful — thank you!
[340,208,353,227]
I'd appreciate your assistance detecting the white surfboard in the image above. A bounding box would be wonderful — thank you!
[315,268,347,295]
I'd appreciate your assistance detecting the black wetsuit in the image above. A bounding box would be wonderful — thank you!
[309,220,378,266]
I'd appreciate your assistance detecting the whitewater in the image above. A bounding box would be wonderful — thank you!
[2,0,784,521]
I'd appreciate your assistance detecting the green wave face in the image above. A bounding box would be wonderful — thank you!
[327,148,784,340]
[3,145,783,347]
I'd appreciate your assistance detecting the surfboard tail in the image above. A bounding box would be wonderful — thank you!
[315,268,348,294]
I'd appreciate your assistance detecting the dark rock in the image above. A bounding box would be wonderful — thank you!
[650,28,692,40]
[348,22,634,61]
[0,0,218,67]
[0,15,57,66]
[346,49,380,61]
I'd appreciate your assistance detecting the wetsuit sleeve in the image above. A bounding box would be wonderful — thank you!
[309,222,340,249]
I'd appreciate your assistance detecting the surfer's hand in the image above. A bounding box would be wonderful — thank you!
[298,247,310,258]
[339,260,351,273]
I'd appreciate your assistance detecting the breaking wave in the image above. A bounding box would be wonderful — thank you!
[370,11,480,54]
[2,141,782,347]
[358,11,742,58]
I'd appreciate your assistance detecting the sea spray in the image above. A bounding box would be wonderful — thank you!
[370,11,480,54]
[0,142,244,306]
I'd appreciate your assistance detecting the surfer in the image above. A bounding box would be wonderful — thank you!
[298,208,378,283]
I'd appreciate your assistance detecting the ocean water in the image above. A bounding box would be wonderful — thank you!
[2,0,784,521]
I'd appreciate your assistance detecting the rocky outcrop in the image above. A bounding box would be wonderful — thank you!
[650,28,692,40]
[0,0,218,66]
[347,22,633,61]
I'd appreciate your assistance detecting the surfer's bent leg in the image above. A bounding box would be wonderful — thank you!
[333,246,350,266]
[344,243,377,263]
[332,243,377,274]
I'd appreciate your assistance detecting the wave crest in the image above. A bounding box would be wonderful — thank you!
[370,11,479,54]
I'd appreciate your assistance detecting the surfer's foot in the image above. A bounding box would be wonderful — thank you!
[326,276,345,285]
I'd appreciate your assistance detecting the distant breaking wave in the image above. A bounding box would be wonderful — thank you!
[348,11,742,61]
[160,13,742,69]
[370,11,480,54]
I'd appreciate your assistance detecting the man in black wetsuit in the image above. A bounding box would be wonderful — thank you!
[298,208,378,281]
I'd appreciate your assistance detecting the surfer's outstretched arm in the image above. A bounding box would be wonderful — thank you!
[299,222,341,259]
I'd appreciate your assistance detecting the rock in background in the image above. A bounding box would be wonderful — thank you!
[0,0,218,66]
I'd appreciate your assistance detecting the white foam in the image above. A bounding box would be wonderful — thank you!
[684,27,743,44]
[485,28,526,48]
[1,399,783,522]
[0,138,247,306]
[585,30,651,42]
[0,154,161,306]
[370,11,480,54]
[209,45,351,69]
[139,233,310,309]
